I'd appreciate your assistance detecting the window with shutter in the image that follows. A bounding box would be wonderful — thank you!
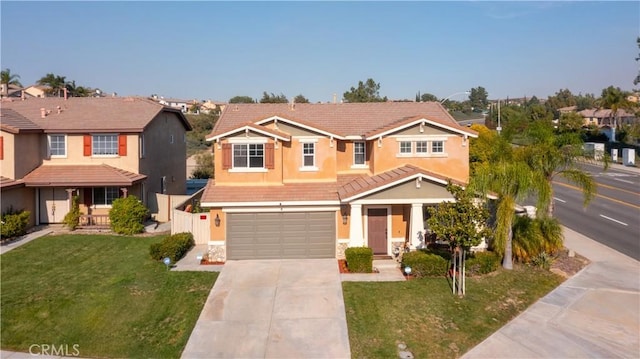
[265,143,274,169]
[118,135,127,156]
[83,135,92,156]
[222,143,232,169]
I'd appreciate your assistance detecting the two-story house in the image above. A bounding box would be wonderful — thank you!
[200,102,477,261]
[1,97,191,227]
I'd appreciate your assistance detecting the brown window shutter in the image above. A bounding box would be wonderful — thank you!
[265,143,275,169]
[222,143,232,169]
[83,135,92,156]
[0,136,3,160]
[84,188,93,207]
[118,135,127,156]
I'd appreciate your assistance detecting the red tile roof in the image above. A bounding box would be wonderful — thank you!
[22,164,147,187]
[211,102,476,138]
[201,165,464,205]
[0,108,43,134]
[0,176,24,189]
[337,164,465,201]
[1,97,191,133]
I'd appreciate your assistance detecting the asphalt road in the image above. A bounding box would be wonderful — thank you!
[552,162,640,261]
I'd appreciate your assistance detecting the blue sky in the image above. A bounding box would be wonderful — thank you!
[1,1,638,103]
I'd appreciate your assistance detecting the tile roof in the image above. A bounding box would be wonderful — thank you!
[200,165,464,205]
[578,108,635,118]
[201,181,340,205]
[1,96,191,133]
[211,102,476,138]
[337,164,464,201]
[0,176,24,189]
[0,108,43,134]
[22,164,147,187]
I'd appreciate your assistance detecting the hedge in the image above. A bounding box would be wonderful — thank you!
[149,232,195,263]
[401,250,448,277]
[345,247,373,273]
[1,209,30,239]
[465,251,500,276]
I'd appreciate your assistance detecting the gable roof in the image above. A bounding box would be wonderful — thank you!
[208,122,292,142]
[0,97,192,133]
[22,164,147,187]
[337,164,464,202]
[210,102,477,139]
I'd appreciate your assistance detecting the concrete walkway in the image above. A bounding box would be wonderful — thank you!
[462,226,640,358]
[181,259,351,359]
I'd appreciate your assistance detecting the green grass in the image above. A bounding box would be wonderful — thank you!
[343,266,563,358]
[1,234,217,358]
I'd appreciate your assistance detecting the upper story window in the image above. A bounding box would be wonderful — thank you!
[399,141,412,155]
[395,137,447,157]
[354,141,366,165]
[48,134,66,157]
[302,142,315,167]
[93,134,118,156]
[431,141,444,153]
[233,143,264,168]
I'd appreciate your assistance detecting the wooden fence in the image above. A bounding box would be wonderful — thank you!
[170,188,210,245]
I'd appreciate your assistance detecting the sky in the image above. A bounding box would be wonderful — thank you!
[1,1,638,103]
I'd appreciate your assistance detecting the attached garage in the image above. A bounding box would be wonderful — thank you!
[226,211,336,260]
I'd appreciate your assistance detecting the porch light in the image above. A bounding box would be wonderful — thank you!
[214,214,221,227]
[342,212,348,225]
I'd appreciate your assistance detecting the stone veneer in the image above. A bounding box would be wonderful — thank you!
[208,243,226,262]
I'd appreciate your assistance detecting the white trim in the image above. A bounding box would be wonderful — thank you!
[255,116,344,139]
[350,164,370,170]
[208,240,225,246]
[299,166,319,172]
[206,125,291,142]
[353,141,366,166]
[228,168,268,173]
[301,141,316,169]
[295,136,320,143]
[201,200,340,208]
[345,135,363,140]
[227,137,268,144]
[221,206,340,213]
[366,118,478,139]
[350,198,455,205]
[391,237,405,243]
[393,135,452,142]
[338,239,351,244]
[341,173,450,202]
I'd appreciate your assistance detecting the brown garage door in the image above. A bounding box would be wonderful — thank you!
[226,212,336,260]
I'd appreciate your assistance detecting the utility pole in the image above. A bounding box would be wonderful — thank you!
[497,100,502,135]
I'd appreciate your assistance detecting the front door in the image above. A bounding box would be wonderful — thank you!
[39,188,69,224]
[367,208,387,255]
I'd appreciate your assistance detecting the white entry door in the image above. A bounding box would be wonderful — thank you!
[39,188,70,224]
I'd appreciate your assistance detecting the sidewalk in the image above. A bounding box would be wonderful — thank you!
[462,226,640,358]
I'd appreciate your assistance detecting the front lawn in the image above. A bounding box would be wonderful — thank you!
[343,266,563,358]
[1,234,217,358]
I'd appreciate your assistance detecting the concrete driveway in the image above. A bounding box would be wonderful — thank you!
[181,259,351,358]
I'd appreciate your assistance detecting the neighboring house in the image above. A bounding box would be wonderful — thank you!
[200,100,226,114]
[23,85,50,98]
[155,97,198,113]
[0,84,24,98]
[1,97,191,227]
[578,108,637,127]
[200,102,478,261]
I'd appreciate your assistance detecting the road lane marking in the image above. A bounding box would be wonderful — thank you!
[613,178,634,184]
[553,181,640,209]
[553,197,566,203]
[599,215,628,226]
[596,182,639,196]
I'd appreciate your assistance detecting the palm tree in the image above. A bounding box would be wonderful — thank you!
[519,120,599,218]
[37,73,67,97]
[468,160,546,270]
[65,80,89,97]
[1,68,22,87]
[599,86,630,142]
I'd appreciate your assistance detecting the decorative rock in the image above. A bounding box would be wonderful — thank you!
[568,249,575,257]
[397,343,407,350]
[398,350,414,359]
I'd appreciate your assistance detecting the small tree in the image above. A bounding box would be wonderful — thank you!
[191,152,214,179]
[426,182,491,296]
[342,78,387,103]
[63,195,82,230]
[109,196,148,235]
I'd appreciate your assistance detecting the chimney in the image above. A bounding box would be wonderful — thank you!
[57,105,62,114]
[40,108,46,118]
[21,90,25,100]
[63,87,68,100]
[333,93,337,104]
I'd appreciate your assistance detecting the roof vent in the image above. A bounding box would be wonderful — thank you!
[40,108,46,118]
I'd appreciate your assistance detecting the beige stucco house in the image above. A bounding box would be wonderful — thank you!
[200,102,478,261]
[1,97,191,227]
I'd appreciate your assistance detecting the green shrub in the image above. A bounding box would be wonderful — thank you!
[465,251,500,276]
[345,247,373,273]
[109,196,149,235]
[63,196,81,230]
[1,208,30,239]
[401,250,448,278]
[513,216,563,263]
[531,251,552,270]
[149,232,195,262]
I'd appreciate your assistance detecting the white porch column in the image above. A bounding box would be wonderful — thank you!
[409,203,424,249]
[349,204,364,247]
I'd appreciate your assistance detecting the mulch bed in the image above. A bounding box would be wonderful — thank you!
[200,259,225,265]
[550,248,590,278]
[338,259,350,273]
